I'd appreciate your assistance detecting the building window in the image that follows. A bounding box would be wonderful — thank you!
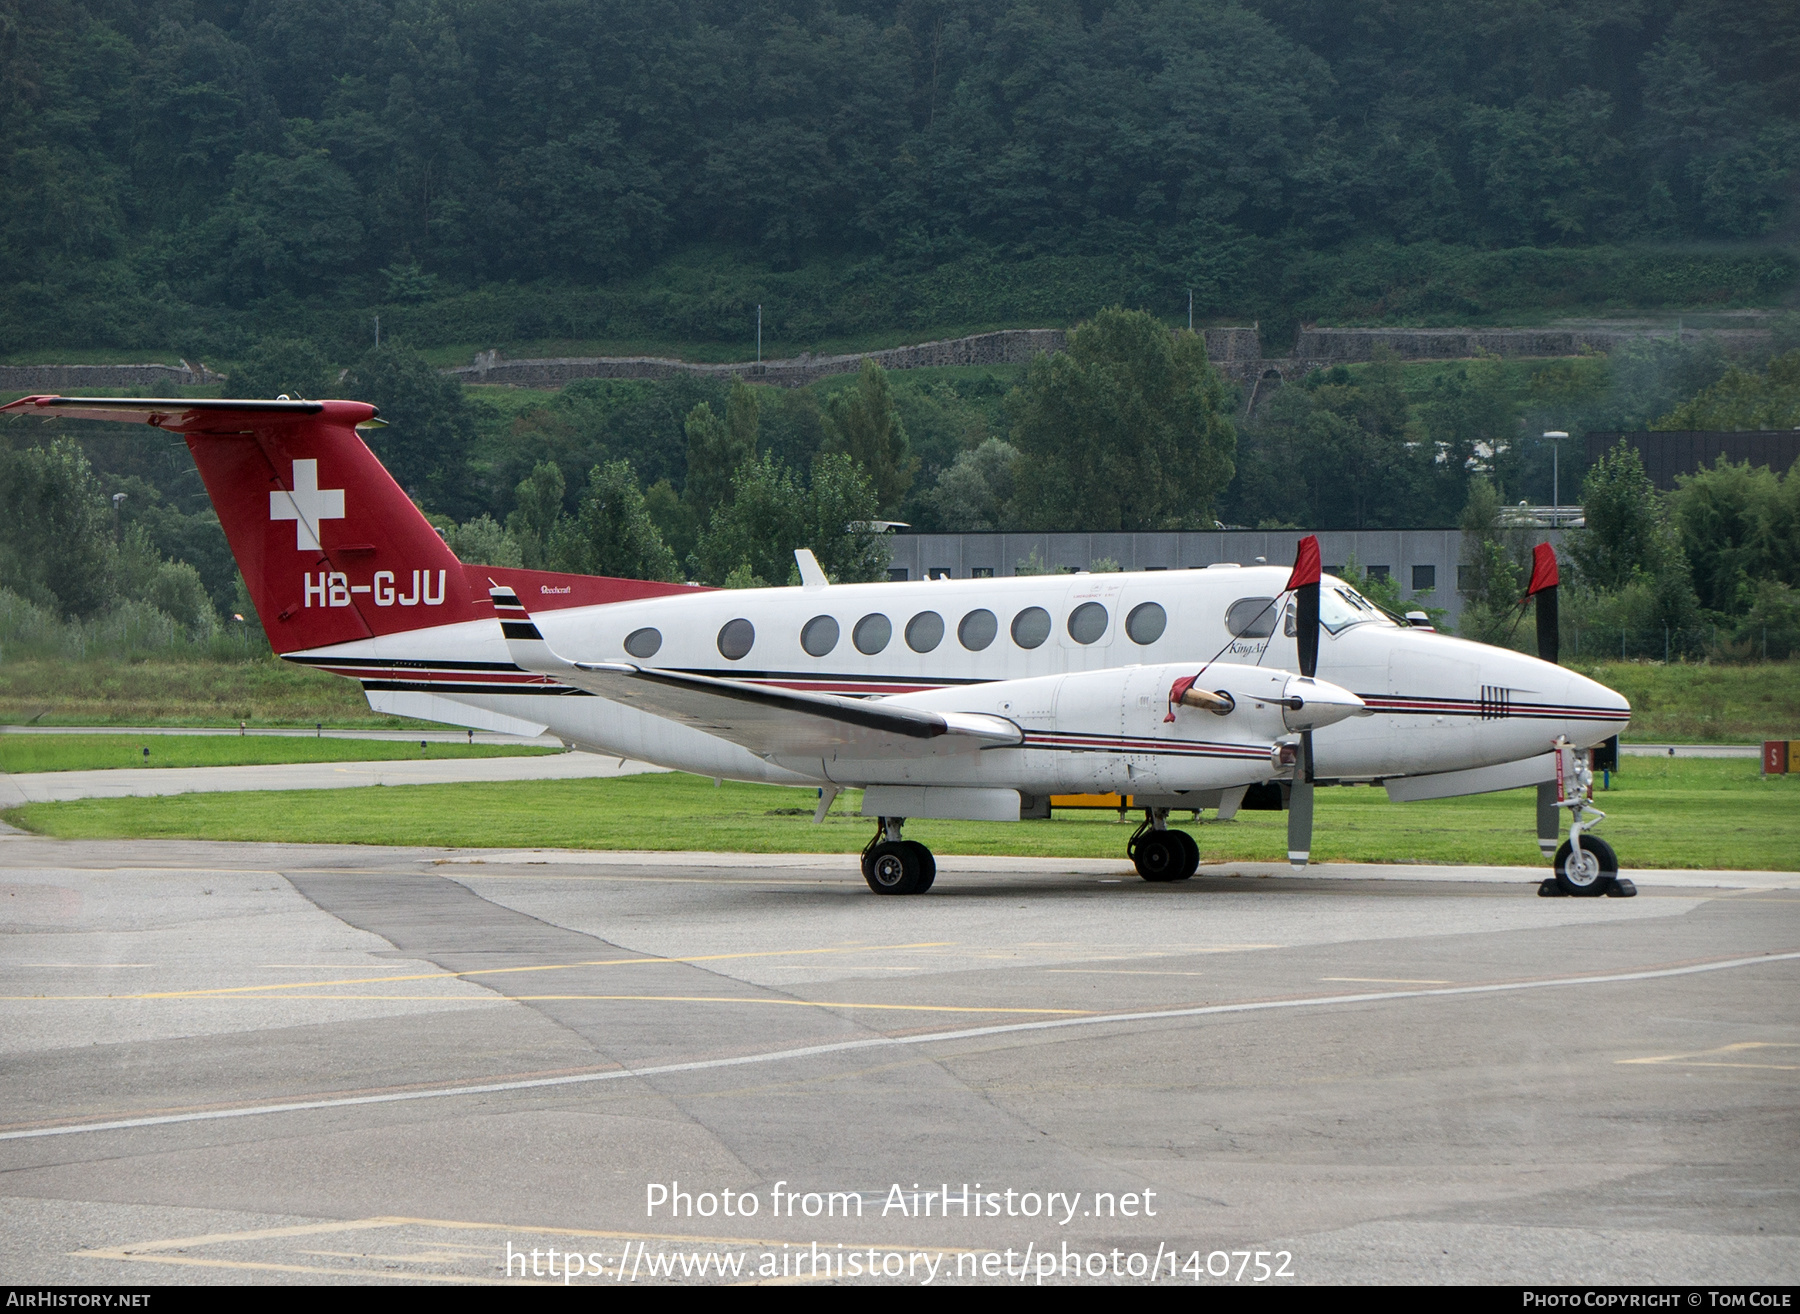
[1457,564,1471,592]
[887,567,908,581]
[971,567,994,578]
[1412,564,1436,592]
[928,567,952,580]
[1368,565,1390,580]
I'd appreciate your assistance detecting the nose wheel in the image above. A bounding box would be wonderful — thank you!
[1537,739,1635,898]
[861,819,936,895]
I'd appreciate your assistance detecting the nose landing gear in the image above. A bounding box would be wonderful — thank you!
[1538,739,1636,898]
[861,817,936,895]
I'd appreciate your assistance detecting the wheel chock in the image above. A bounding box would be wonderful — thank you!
[1537,878,1566,897]
[1605,878,1637,898]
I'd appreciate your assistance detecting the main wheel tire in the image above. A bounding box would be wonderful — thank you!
[1553,837,1617,897]
[864,840,927,895]
[1130,830,1186,882]
[1170,828,1200,879]
[902,840,936,892]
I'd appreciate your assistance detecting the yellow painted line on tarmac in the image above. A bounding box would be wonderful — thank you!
[7,941,957,1001]
[1617,1041,1799,1070]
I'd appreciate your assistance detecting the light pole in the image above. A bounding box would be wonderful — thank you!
[1187,289,1193,333]
[756,304,762,363]
[1544,431,1567,519]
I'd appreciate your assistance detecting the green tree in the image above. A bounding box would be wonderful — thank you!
[930,438,1019,531]
[1670,456,1800,615]
[231,337,334,400]
[1455,477,1532,645]
[1566,440,1701,636]
[1010,309,1235,531]
[506,461,567,569]
[345,343,478,518]
[682,380,760,525]
[823,360,917,515]
[549,461,680,582]
[689,452,887,586]
[1653,349,1800,430]
[0,439,119,617]
[447,514,523,568]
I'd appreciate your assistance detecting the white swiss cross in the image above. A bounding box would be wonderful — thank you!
[269,459,345,551]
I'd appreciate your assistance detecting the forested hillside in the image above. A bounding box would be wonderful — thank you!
[2,0,1797,358]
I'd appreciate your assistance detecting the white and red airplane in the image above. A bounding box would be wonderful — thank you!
[3,395,1632,895]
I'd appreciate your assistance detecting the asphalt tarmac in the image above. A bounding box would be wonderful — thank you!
[0,834,1795,1286]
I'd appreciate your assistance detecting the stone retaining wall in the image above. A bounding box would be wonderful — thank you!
[1295,326,1772,362]
[450,327,1266,390]
[0,362,224,392]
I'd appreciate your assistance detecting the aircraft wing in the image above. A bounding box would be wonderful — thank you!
[491,586,1021,760]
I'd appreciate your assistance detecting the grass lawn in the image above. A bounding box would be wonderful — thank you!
[1568,661,1800,743]
[6,757,1791,871]
[0,658,407,728]
[0,734,557,773]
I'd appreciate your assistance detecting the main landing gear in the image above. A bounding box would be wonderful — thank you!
[1128,809,1200,883]
[1539,738,1636,899]
[861,817,937,895]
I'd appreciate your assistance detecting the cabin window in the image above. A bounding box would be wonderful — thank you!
[1011,606,1051,649]
[1125,602,1166,645]
[717,618,755,660]
[623,627,661,659]
[1226,597,1278,638]
[958,608,998,651]
[1067,601,1108,645]
[853,613,892,654]
[801,615,839,657]
[906,610,945,652]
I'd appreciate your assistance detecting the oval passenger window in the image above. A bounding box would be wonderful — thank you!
[958,608,998,651]
[853,613,892,654]
[623,627,662,658]
[1226,597,1278,638]
[1125,602,1166,645]
[801,615,839,657]
[717,618,755,660]
[1011,606,1051,649]
[906,611,945,653]
[1067,601,1108,645]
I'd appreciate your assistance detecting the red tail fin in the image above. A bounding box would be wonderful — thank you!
[1,397,481,653]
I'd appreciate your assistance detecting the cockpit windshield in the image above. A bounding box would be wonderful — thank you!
[1318,581,1394,634]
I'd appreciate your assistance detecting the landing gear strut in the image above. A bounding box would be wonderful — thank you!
[1539,739,1635,898]
[1128,809,1200,882]
[861,817,936,895]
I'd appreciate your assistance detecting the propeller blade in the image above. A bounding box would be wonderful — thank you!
[1526,542,1559,665]
[1527,542,1561,852]
[1537,781,1559,856]
[1287,734,1315,868]
[1288,535,1322,679]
